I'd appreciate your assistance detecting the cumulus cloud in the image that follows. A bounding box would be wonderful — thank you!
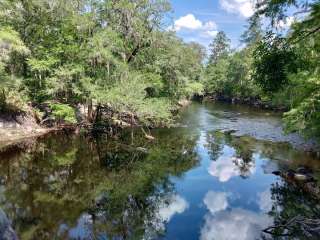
[219,0,254,18]
[208,156,256,182]
[173,14,203,31]
[200,208,272,240]
[169,14,218,39]
[203,191,229,214]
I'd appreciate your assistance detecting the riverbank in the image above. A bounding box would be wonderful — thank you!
[1,100,319,155]
[1,100,319,240]
[0,109,76,152]
[203,94,288,112]
[0,99,187,151]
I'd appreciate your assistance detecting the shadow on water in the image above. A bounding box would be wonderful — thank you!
[0,102,319,239]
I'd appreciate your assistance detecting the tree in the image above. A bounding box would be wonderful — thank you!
[0,27,29,111]
[240,13,263,45]
[0,0,205,125]
[252,33,298,93]
[208,31,230,65]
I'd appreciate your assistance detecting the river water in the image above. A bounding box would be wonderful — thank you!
[0,102,319,240]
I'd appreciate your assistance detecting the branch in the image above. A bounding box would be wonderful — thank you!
[291,26,320,44]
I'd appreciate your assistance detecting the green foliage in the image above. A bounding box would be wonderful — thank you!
[0,0,205,125]
[95,74,174,126]
[49,103,77,124]
[284,73,320,138]
[240,14,263,45]
[252,33,298,94]
[204,44,260,99]
[256,0,311,26]
[184,82,204,98]
[205,55,231,95]
[0,27,29,112]
[253,0,320,140]
[208,31,230,64]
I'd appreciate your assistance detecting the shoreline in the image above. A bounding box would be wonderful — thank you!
[0,128,63,153]
[203,95,288,112]
[1,100,319,155]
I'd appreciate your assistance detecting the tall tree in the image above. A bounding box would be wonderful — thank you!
[240,13,263,45]
[208,31,230,64]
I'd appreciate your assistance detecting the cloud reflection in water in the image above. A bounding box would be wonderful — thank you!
[208,155,255,182]
[200,208,272,240]
[201,191,272,240]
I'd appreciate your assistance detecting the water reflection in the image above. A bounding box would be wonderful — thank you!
[0,102,320,239]
[200,208,272,240]
[265,181,320,238]
[208,154,256,182]
[156,194,189,224]
[0,129,200,239]
[257,189,274,213]
[147,194,189,238]
[201,190,273,240]
[203,191,229,214]
[206,132,256,182]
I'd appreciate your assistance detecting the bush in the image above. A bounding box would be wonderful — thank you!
[49,103,77,124]
[93,72,175,126]
[0,88,27,113]
[184,82,204,99]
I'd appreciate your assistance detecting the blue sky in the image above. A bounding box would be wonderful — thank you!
[167,0,296,50]
[168,0,255,49]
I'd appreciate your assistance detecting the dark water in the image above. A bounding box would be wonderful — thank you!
[0,102,320,240]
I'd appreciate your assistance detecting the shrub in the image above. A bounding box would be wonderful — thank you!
[49,103,77,124]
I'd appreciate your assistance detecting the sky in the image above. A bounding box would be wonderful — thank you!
[168,0,296,50]
[168,0,256,49]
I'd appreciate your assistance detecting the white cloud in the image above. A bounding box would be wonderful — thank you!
[173,14,203,31]
[203,191,229,214]
[203,21,218,31]
[208,156,256,182]
[205,30,219,37]
[275,16,295,29]
[170,14,218,34]
[168,14,219,49]
[219,0,254,18]
[200,208,272,240]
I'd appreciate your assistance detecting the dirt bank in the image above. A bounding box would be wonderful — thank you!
[0,112,52,150]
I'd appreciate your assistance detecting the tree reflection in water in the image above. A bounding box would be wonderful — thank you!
[206,131,256,181]
[0,128,199,240]
[262,181,320,240]
[204,131,320,240]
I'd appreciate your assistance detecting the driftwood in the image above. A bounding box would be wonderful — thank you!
[141,127,155,140]
[264,169,320,238]
[263,215,320,237]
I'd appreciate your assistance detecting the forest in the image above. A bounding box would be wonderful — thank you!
[0,0,319,139]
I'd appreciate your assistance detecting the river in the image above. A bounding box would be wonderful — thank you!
[0,102,319,240]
